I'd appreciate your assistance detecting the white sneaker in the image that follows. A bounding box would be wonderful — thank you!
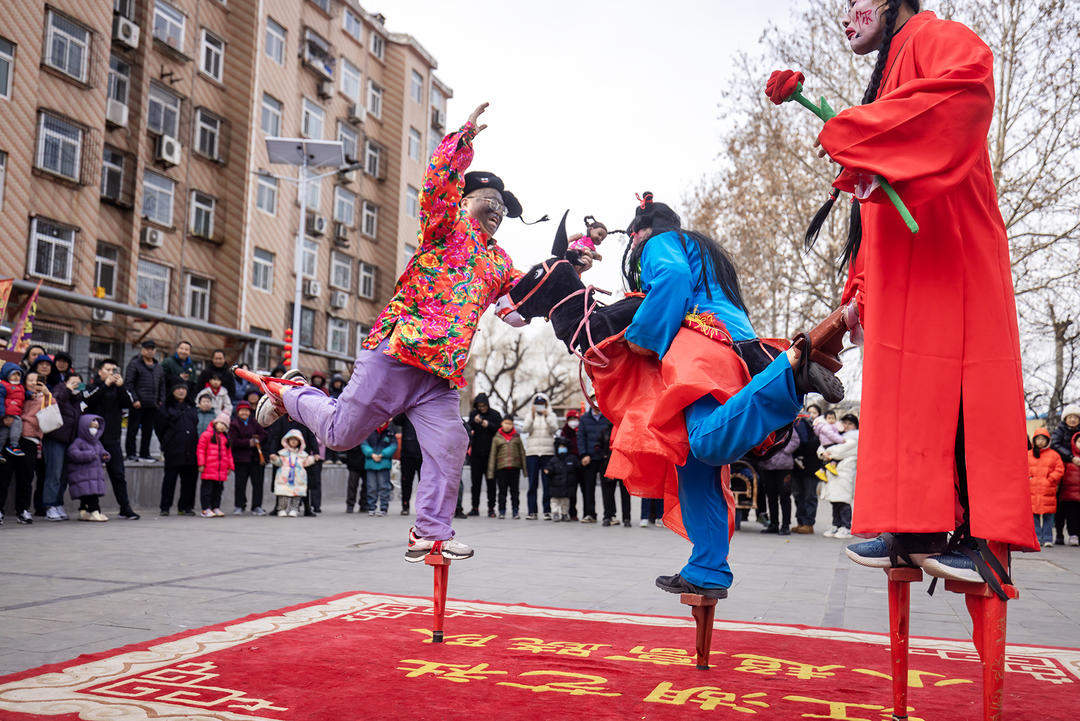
[823,525,838,538]
[255,369,307,427]
[1070,536,1079,547]
[90,511,109,522]
[200,509,216,517]
[835,527,852,539]
[78,509,92,521]
[656,519,664,528]
[212,508,225,517]
[46,506,65,521]
[287,509,299,517]
[405,527,474,562]
[640,519,649,527]
[56,506,69,520]
[1043,541,1054,548]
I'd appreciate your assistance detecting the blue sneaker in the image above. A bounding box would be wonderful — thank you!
[844,532,947,569]
[920,551,983,583]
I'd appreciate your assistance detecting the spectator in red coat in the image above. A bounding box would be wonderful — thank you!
[1029,428,1065,548]
[197,413,233,517]
[1055,431,1080,546]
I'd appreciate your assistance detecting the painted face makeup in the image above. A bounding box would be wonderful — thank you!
[843,0,888,55]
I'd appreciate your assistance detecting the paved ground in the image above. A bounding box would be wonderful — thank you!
[1,493,1078,676]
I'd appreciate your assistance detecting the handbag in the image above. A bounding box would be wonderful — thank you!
[37,394,63,435]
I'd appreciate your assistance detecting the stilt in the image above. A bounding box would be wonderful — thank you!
[884,567,922,720]
[680,593,717,670]
[424,544,451,643]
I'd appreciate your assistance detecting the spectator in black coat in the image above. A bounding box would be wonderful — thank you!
[42,374,84,520]
[543,436,581,522]
[467,393,501,515]
[790,405,822,534]
[267,417,320,516]
[196,349,236,401]
[1052,404,1080,466]
[19,345,47,374]
[344,444,368,513]
[229,401,267,515]
[161,340,196,400]
[46,351,74,391]
[82,358,138,519]
[156,383,199,514]
[394,413,422,515]
[125,340,165,462]
[575,407,612,523]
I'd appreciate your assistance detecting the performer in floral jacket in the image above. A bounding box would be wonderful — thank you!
[257,103,556,562]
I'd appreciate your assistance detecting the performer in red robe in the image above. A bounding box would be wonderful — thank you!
[808,0,1038,589]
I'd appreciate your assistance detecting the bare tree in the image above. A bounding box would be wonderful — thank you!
[471,316,578,417]
[686,0,1080,413]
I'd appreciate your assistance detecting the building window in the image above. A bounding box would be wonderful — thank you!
[370,32,385,61]
[330,251,352,290]
[256,173,277,215]
[343,9,363,42]
[408,127,422,162]
[308,0,330,12]
[142,171,175,226]
[366,80,382,118]
[100,146,125,202]
[252,248,274,292]
[94,243,119,298]
[148,84,181,137]
[334,186,355,226]
[185,274,211,320]
[338,122,358,162]
[289,305,316,347]
[302,28,333,79]
[153,1,186,51]
[406,185,419,219]
[261,93,282,136]
[265,18,285,65]
[358,261,376,299]
[302,166,321,208]
[36,113,83,181]
[428,133,439,162]
[189,190,215,238]
[364,140,381,178]
[340,59,361,102]
[248,326,273,370]
[107,55,130,106]
[301,237,318,278]
[0,151,5,210]
[137,259,170,311]
[361,201,378,239]
[29,325,70,356]
[355,323,371,355]
[199,30,224,81]
[29,218,75,283]
[327,317,348,354]
[45,11,89,82]
[410,70,423,103]
[0,37,13,100]
[302,98,324,139]
[114,0,135,19]
[403,242,417,267]
[193,109,222,160]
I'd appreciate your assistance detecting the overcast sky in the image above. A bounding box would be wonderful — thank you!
[370,0,800,291]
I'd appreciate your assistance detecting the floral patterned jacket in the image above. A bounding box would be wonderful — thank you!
[362,122,521,387]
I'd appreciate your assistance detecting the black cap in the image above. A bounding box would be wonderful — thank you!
[627,192,681,235]
[142,340,157,349]
[463,171,522,219]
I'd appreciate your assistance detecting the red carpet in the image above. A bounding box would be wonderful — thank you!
[1,592,1078,720]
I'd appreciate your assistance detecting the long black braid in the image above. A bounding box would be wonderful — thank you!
[622,229,747,313]
[804,0,919,271]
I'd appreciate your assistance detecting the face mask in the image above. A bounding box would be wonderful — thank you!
[557,447,568,455]
[568,420,579,429]
[88,427,98,436]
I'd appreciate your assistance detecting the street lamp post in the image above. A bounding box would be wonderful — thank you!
[263,138,356,371]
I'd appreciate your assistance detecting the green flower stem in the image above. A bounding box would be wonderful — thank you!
[787,84,919,233]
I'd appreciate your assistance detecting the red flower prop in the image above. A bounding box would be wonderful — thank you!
[764,69,805,105]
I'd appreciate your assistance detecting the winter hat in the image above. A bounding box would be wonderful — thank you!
[214,413,230,427]
[533,393,548,406]
[473,393,490,407]
[236,401,251,411]
[1062,404,1080,423]
[282,428,306,449]
[565,409,580,419]
[463,171,523,219]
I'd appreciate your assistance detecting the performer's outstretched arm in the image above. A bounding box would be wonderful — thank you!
[419,121,479,246]
[684,354,801,468]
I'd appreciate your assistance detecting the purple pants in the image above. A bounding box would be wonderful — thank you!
[282,340,468,540]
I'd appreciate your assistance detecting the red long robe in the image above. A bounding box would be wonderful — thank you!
[819,11,1037,550]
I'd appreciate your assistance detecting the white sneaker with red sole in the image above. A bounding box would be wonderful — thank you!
[255,369,308,427]
[405,527,474,562]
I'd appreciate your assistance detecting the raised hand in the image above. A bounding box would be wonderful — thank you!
[467,102,490,135]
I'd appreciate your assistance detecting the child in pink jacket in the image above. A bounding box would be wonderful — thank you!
[197,413,233,517]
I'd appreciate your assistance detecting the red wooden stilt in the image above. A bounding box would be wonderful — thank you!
[944,542,1017,721]
[884,567,922,720]
[680,593,718,670]
[424,545,451,643]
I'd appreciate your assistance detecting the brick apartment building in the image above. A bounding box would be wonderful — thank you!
[0,0,451,377]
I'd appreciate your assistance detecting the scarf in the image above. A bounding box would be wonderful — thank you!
[498,428,516,442]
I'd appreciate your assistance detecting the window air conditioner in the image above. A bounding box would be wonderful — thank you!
[140,226,163,247]
[330,290,348,309]
[112,16,140,50]
[155,135,182,166]
[303,279,322,298]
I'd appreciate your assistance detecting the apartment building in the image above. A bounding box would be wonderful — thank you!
[0,0,450,376]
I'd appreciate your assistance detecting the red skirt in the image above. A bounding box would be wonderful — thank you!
[585,322,789,541]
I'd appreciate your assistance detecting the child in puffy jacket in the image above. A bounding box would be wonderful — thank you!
[1029,428,1065,547]
[488,415,526,519]
[543,436,580,522]
[66,414,110,522]
[0,362,27,458]
[361,421,398,516]
[1056,431,1080,546]
[272,429,313,517]
[197,413,233,517]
